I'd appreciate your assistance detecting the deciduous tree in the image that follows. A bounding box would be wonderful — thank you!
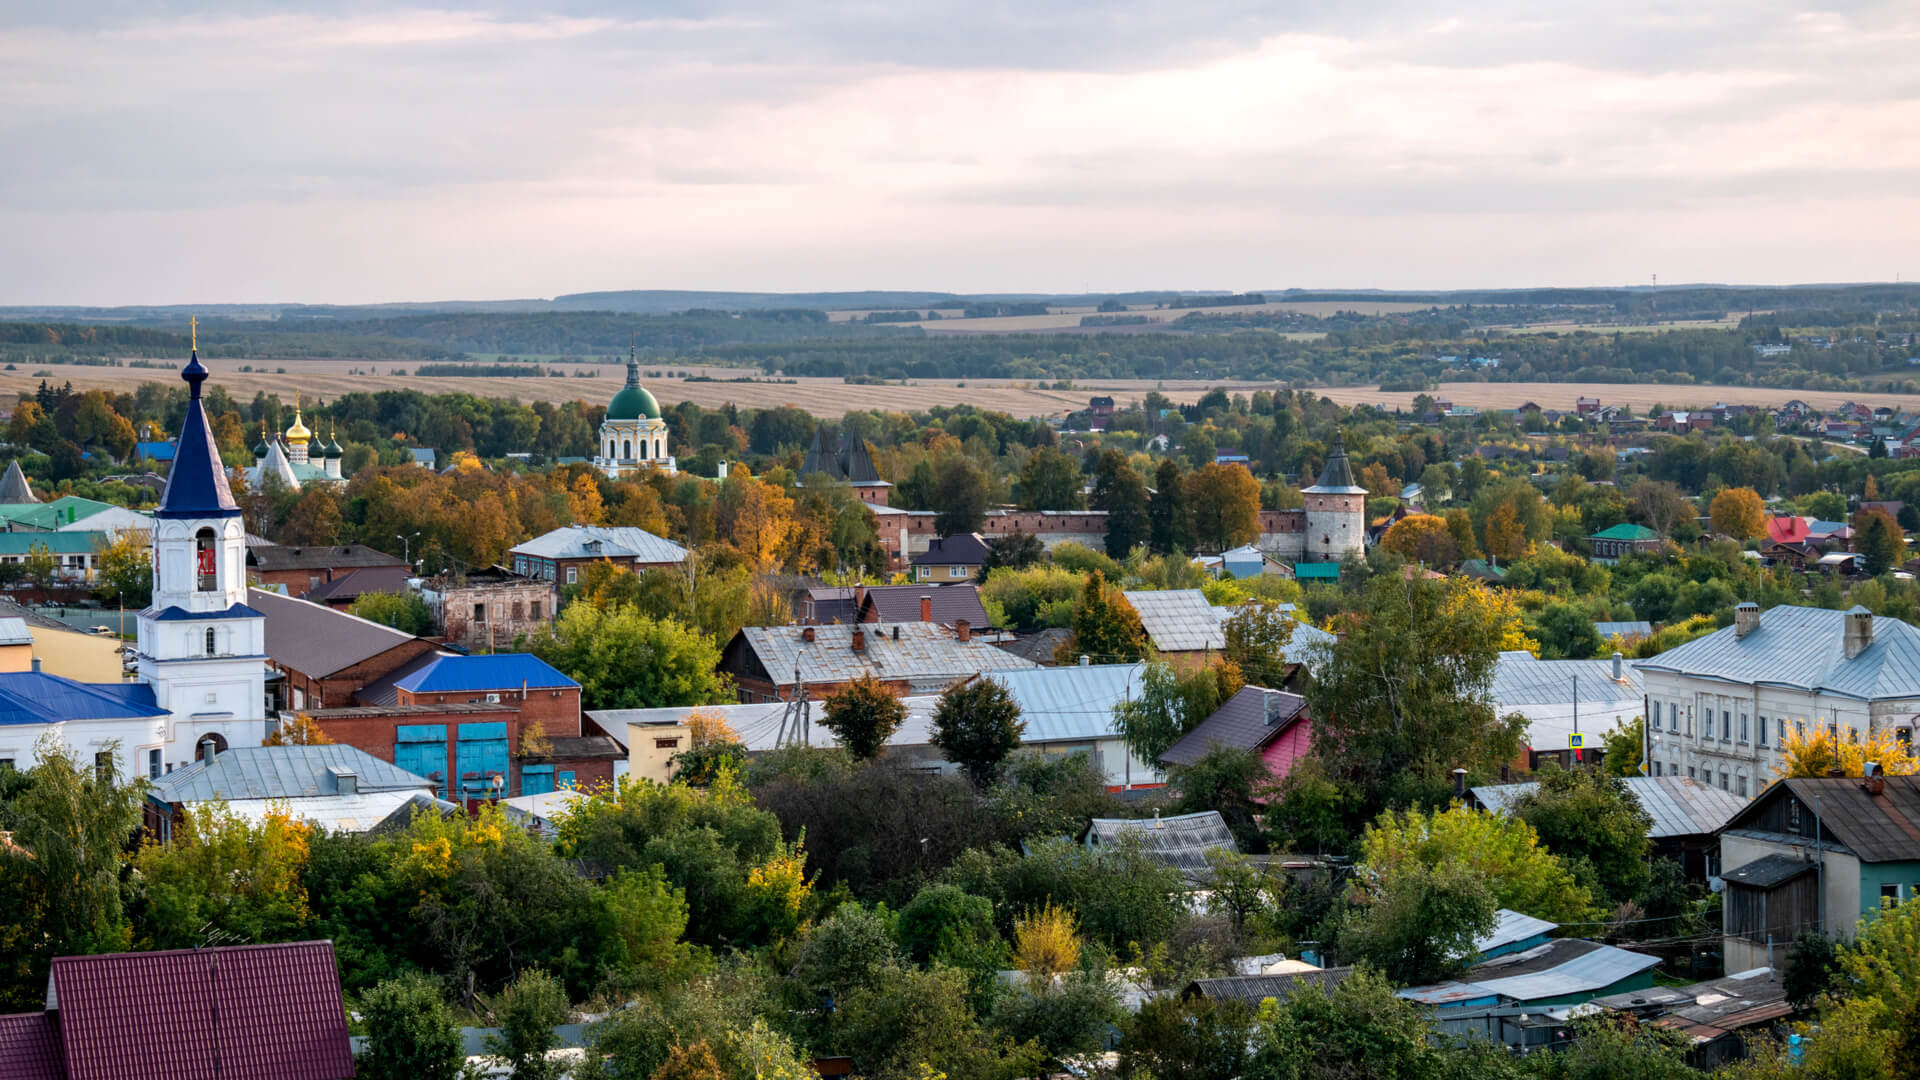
[1186,462,1262,552]
[820,673,907,761]
[1089,450,1149,558]
[1380,513,1460,567]
[931,678,1025,786]
[1059,571,1147,664]
[1709,486,1767,540]
[526,604,730,710]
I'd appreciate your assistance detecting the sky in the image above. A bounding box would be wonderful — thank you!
[3,1,1918,305]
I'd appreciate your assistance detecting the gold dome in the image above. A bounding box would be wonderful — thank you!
[285,409,312,443]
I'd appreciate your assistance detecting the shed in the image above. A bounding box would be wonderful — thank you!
[1183,967,1354,1004]
[1083,810,1238,882]
[1400,939,1660,1010]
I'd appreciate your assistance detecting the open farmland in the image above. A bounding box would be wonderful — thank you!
[826,299,1434,333]
[9,360,1919,420]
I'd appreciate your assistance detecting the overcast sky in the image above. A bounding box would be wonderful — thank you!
[4,2,1918,304]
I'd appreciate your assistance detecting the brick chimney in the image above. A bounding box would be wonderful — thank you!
[955,619,971,643]
[920,594,933,622]
[1844,606,1874,659]
[851,628,866,652]
[1735,602,1760,638]
[1864,761,1885,796]
[802,626,815,643]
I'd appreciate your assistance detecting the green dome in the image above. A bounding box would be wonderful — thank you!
[323,438,343,459]
[607,384,660,421]
[251,439,268,458]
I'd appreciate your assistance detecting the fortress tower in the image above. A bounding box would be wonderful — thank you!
[1301,433,1367,563]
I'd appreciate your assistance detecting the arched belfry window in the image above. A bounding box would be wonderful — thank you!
[195,527,217,591]
[204,627,217,656]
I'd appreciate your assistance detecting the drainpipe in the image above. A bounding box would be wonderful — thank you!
[1814,793,1826,939]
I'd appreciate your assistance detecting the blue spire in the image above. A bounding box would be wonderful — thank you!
[155,345,241,520]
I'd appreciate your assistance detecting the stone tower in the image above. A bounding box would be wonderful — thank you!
[1301,433,1367,563]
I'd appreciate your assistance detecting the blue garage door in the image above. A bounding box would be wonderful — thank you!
[395,725,448,797]
[457,722,509,799]
[520,764,554,797]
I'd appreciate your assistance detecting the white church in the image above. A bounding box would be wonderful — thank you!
[0,347,269,781]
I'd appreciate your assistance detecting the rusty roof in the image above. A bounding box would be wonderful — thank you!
[730,621,1036,691]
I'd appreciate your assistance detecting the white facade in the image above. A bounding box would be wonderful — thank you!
[596,414,675,478]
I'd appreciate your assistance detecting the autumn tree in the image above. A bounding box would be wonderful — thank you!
[92,529,153,607]
[1857,507,1908,575]
[1185,463,1262,552]
[820,673,908,760]
[282,488,346,546]
[1357,803,1592,925]
[133,804,313,949]
[1777,723,1918,779]
[1481,503,1527,562]
[1626,479,1693,538]
[1380,513,1460,568]
[1018,447,1084,511]
[1709,486,1767,540]
[1059,571,1147,664]
[1220,600,1300,687]
[715,466,794,570]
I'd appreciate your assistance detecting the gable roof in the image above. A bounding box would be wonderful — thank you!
[1123,589,1222,652]
[987,662,1145,741]
[151,745,436,803]
[911,533,990,567]
[1084,810,1238,881]
[247,587,422,678]
[1400,939,1661,1006]
[1634,604,1920,702]
[247,543,406,573]
[1591,523,1661,541]
[1766,515,1811,544]
[0,672,166,727]
[394,652,579,695]
[47,941,353,1080]
[858,584,991,626]
[1594,620,1653,639]
[1477,909,1559,956]
[1160,685,1308,767]
[0,1011,62,1080]
[1473,775,1746,840]
[1185,967,1354,1003]
[731,621,1037,690]
[508,525,688,564]
[1491,652,1643,708]
[300,564,413,604]
[1727,776,1920,864]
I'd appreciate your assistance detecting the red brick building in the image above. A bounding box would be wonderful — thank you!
[247,542,407,593]
[248,587,440,711]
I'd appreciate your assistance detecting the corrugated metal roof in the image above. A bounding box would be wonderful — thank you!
[1186,967,1354,1003]
[1160,686,1308,766]
[1472,776,1747,840]
[1402,939,1660,1006]
[1723,853,1817,889]
[247,543,405,572]
[509,525,688,564]
[0,671,167,727]
[1594,621,1653,638]
[300,565,413,604]
[0,460,37,504]
[1124,590,1223,652]
[0,617,35,647]
[1635,604,1920,701]
[738,622,1037,691]
[910,533,990,567]
[395,653,578,694]
[50,941,353,1080]
[220,791,455,834]
[1476,909,1560,955]
[151,745,436,803]
[0,1011,63,1080]
[1757,776,1920,864]
[1492,652,1643,708]
[1086,811,1238,880]
[593,696,942,753]
[248,587,422,678]
[987,662,1146,742]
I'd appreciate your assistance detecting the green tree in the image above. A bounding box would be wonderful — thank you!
[932,456,992,535]
[92,529,153,607]
[1511,766,1653,906]
[1858,507,1907,575]
[1186,462,1263,552]
[132,803,313,950]
[1248,968,1517,1080]
[1339,857,1497,985]
[820,673,907,760]
[1220,600,1300,687]
[1090,450,1150,558]
[351,590,435,636]
[1120,995,1257,1080]
[1534,601,1603,659]
[983,530,1045,572]
[485,968,570,1080]
[1782,928,1840,1010]
[526,604,729,710]
[1527,1014,1696,1080]
[1113,660,1242,767]
[357,974,467,1080]
[1600,717,1644,777]
[1060,571,1147,664]
[1358,804,1592,924]
[930,678,1025,786]
[1018,447,1084,511]
[1148,459,1194,554]
[22,542,56,590]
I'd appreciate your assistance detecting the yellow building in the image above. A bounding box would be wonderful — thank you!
[625,719,692,784]
[0,601,127,682]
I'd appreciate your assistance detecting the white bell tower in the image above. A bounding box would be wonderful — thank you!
[134,337,270,766]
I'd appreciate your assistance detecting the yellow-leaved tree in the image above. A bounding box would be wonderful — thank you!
[1445,581,1540,656]
[1012,903,1081,976]
[1775,724,1919,780]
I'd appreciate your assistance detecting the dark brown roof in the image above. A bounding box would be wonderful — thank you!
[248,542,405,572]
[993,627,1071,665]
[804,587,859,625]
[859,584,990,626]
[248,587,425,679]
[301,564,413,604]
[911,533,990,567]
[1768,776,1920,863]
[543,735,626,759]
[1159,685,1307,767]
[49,941,353,1080]
[0,1011,63,1080]
[1185,967,1354,1003]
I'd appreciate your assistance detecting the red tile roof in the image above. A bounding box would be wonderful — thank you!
[49,941,352,1080]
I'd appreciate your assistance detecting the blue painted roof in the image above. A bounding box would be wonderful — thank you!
[0,671,166,726]
[136,441,176,461]
[155,351,242,520]
[393,652,578,695]
[150,602,265,622]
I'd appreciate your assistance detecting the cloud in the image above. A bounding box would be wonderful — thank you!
[0,1,1917,302]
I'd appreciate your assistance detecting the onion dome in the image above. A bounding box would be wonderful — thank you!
[324,427,344,459]
[607,347,661,420]
[285,409,312,444]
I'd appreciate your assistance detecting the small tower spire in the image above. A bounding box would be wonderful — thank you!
[627,339,640,390]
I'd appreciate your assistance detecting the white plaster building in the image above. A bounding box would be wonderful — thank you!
[1636,603,1920,800]
[595,348,675,478]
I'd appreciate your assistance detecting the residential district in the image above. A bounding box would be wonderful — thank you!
[4,350,1920,1079]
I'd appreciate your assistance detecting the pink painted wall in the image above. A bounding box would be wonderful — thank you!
[1260,719,1314,783]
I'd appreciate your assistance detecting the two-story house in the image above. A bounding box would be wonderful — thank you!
[1636,604,1920,799]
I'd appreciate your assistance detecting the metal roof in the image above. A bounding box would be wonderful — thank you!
[394,652,578,694]
[1160,685,1308,766]
[220,790,457,834]
[0,1011,62,1080]
[1722,853,1817,889]
[1736,776,1920,864]
[0,618,32,648]
[300,565,413,604]
[859,584,991,627]
[248,587,422,678]
[1472,776,1747,840]
[1594,621,1653,638]
[594,696,941,753]
[986,662,1146,742]
[1302,434,1366,495]
[49,941,354,1080]
[1634,604,1920,702]
[1591,523,1660,541]
[154,353,243,521]
[1124,590,1223,652]
[1491,652,1643,708]
[247,543,407,572]
[1476,909,1560,955]
[0,460,38,504]
[1085,811,1238,880]
[151,745,436,803]
[910,533,990,567]
[0,672,166,727]
[1186,967,1354,1003]
[735,621,1037,691]
[509,525,688,564]
[1401,939,1660,1006]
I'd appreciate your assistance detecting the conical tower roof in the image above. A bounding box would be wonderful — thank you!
[249,440,300,492]
[0,460,38,504]
[1302,432,1367,495]
[157,343,242,520]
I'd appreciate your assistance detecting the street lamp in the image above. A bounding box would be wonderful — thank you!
[396,532,421,568]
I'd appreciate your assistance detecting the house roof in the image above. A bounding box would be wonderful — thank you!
[1123,589,1223,652]
[1293,562,1341,581]
[1185,967,1354,1003]
[1477,909,1560,955]
[987,662,1146,742]
[594,695,942,754]
[0,1011,62,1080]
[0,532,109,556]
[154,352,243,521]
[247,543,406,573]
[47,940,353,1080]
[1160,685,1308,767]
[857,584,991,626]
[1458,558,1506,581]
[0,461,38,504]
[0,496,124,530]
[1634,604,1920,702]
[394,652,579,695]
[0,618,32,648]
[731,621,1037,690]
[1594,621,1654,638]
[1766,516,1811,544]
[1471,775,1747,840]
[1729,776,1920,864]
[0,672,166,727]
[220,790,461,834]
[1590,968,1791,1044]
[1084,811,1238,881]
[150,745,436,804]
[1399,939,1660,1006]
[248,587,422,678]
[1491,651,1643,708]
[910,533,990,567]
[508,525,688,564]
[1722,853,1818,889]
[992,627,1072,666]
[351,650,449,706]
[1591,523,1661,542]
[300,565,413,604]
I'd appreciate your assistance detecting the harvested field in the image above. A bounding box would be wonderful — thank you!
[828,299,1432,333]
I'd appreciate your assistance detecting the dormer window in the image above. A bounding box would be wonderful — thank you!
[195,527,218,591]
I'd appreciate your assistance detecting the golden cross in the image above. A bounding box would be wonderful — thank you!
[190,316,198,353]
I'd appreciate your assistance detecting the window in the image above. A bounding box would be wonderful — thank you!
[194,527,218,591]
[95,751,112,782]
[1652,761,1662,776]
[148,748,162,780]
[511,601,524,620]
[1740,714,1749,744]
[1758,716,1768,747]
[1899,728,1913,746]
[1651,704,1661,732]
[655,738,680,750]
[1797,719,1806,739]
[638,441,648,460]
[948,566,964,579]
[204,627,217,656]
[530,601,542,620]
[1687,766,1696,779]
[1719,770,1729,791]
[1884,884,1902,906]
[473,603,486,622]
[566,567,578,585]
[1722,711,1732,741]
[622,439,632,459]
[1779,718,1788,744]
[1737,775,1748,797]
[1789,798,1803,831]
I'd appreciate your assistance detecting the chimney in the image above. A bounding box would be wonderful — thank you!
[1734,602,1760,638]
[1864,761,1886,796]
[1612,651,1623,680]
[802,626,815,643]
[329,766,358,795]
[30,657,40,673]
[200,738,219,761]
[1452,768,1469,799]
[1844,606,1874,659]
[955,619,971,643]
[920,595,933,622]
[851,628,866,652]
[1080,654,1090,666]
[854,585,868,610]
